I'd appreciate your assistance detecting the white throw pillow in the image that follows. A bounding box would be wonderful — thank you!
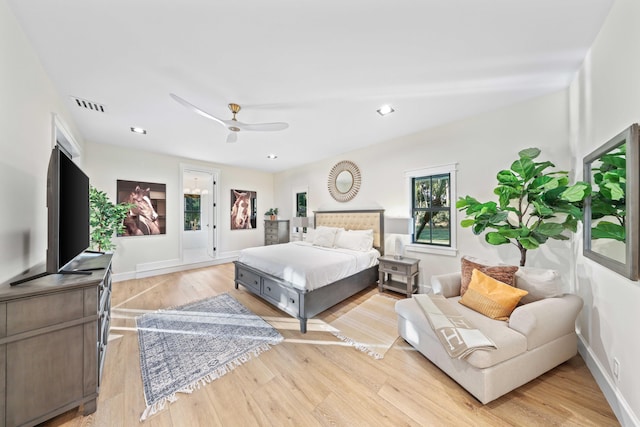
[515,267,563,304]
[335,229,374,251]
[312,226,341,248]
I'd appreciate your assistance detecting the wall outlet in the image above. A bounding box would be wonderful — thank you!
[613,358,620,381]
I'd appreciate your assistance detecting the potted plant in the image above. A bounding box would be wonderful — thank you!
[264,208,279,220]
[456,148,591,266]
[89,186,133,252]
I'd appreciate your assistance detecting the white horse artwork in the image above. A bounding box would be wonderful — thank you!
[231,189,254,230]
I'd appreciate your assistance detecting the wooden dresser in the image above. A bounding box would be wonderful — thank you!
[0,253,112,427]
[264,220,289,245]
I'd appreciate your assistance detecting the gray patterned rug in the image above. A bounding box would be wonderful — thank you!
[136,293,283,420]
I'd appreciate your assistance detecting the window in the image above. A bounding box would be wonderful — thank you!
[412,174,451,246]
[184,194,201,231]
[405,163,457,255]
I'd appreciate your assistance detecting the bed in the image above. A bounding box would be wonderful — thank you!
[234,209,384,333]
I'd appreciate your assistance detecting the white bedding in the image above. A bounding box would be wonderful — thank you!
[238,241,380,291]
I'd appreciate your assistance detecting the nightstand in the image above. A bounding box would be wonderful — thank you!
[378,255,420,297]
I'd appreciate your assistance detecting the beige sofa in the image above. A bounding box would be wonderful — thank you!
[395,271,583,404]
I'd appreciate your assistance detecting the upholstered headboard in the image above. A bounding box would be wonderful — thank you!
[314,209,385,255]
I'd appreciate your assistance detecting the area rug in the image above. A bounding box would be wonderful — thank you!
[136,293,283,420]
[329,294,399,359]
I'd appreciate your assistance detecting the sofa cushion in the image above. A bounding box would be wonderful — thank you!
[460,256,518,296]
[460,269,529,320]
[396,296,528,369]
[515,267,563,304]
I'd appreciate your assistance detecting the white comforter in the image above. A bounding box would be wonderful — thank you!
[238,241,380,291]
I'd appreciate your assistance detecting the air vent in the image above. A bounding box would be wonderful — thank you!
[70,96,106,113]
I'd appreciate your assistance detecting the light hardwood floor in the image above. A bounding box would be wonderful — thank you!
[43,263,619,426]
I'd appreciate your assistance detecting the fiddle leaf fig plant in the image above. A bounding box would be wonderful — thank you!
[89,186,133,252]
[591,144,626,242]
[456,148,591,266]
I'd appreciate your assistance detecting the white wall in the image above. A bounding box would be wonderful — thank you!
[0,0,83,284]
[84,141,274,277]
[275,89,574,289]
[569,0,640,424]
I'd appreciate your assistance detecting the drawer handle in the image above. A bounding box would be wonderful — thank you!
[240,273,244,277]
[267,286,271,292]
[254,280,258,285]
[392,266,398,271]
[290,298,295,304]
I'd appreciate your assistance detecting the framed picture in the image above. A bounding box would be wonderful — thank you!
[231,189,257,230]
[117,180,166,236]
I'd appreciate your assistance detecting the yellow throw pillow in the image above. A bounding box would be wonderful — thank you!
[459,269,529,320]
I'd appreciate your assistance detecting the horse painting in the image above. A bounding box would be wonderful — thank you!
[231,189,255,230]
[123,186,161,236]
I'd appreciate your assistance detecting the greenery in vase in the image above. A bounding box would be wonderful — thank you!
[590,144,626,242]
[264,208,279,216]
[89,186,133,252]
[456,148,591,266]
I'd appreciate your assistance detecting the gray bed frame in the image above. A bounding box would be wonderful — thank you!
[234,209,385,333]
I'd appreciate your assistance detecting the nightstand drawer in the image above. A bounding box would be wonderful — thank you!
[379,262,416,276]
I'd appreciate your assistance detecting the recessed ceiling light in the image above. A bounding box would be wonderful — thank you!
[130,127,147,134]
[267,154,278,159]
[376,104,395,116]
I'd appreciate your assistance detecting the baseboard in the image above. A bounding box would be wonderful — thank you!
[577,334,639,427]
[112,252,240,282]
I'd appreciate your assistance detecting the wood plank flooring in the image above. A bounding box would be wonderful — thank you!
[42,263,619,426]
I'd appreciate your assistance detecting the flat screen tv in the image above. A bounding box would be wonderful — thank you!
[10,146,91,285]
[47,145,90,273]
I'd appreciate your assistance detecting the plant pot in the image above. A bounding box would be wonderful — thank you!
[270,215,277,220]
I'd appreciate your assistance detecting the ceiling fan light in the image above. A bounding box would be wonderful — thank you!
[183,187,191,194]
[376,105,395,116]
[267,154,278,159]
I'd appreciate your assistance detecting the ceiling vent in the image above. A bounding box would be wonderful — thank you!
[71,96,106,113]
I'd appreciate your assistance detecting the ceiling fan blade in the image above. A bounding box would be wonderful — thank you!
[226,132,238,143]
[237,122,289,132]
[169,93,226,127]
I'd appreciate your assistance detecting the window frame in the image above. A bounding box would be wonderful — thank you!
[404,163,458,257]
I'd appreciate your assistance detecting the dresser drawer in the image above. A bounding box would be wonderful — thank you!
[236,267,261,292]
[7,290,84,335]
[262,279,299,314]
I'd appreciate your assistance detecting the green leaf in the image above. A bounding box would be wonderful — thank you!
[535,222,564,237]
[486,232,510,245]
[518,236,540,250]
[592,221,626,242]
[604,182,625,201]
[560,182,591,202]
[460,219,475,228]
[563,215,578,233]
[518,148,541,159]
[511,157,536,181]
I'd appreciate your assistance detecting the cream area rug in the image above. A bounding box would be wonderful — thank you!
[330,294,399,359]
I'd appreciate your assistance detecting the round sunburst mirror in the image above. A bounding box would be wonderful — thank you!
[328,160,361,202]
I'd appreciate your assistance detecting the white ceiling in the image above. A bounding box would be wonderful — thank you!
[8,0,613,173]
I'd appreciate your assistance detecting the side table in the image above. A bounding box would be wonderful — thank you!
[378,255,420,297]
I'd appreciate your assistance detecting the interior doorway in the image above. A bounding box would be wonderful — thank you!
[181,166,218,264]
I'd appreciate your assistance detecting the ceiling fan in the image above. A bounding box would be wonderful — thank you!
[170,93,289,143]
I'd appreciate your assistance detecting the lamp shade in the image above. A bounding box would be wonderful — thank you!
[291,216,310,228]
[385,217,413,235]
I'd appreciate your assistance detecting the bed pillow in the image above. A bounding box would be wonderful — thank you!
[515,267,563,304]
[304,227,317,242]
[312,226,341,248]
[460,256,518,296]
[459,269,529,320]
[334,229,374,251]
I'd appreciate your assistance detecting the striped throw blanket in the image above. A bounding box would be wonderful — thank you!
[414,294,496,359]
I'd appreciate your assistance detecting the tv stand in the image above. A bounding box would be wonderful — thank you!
[0,253,113,426]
